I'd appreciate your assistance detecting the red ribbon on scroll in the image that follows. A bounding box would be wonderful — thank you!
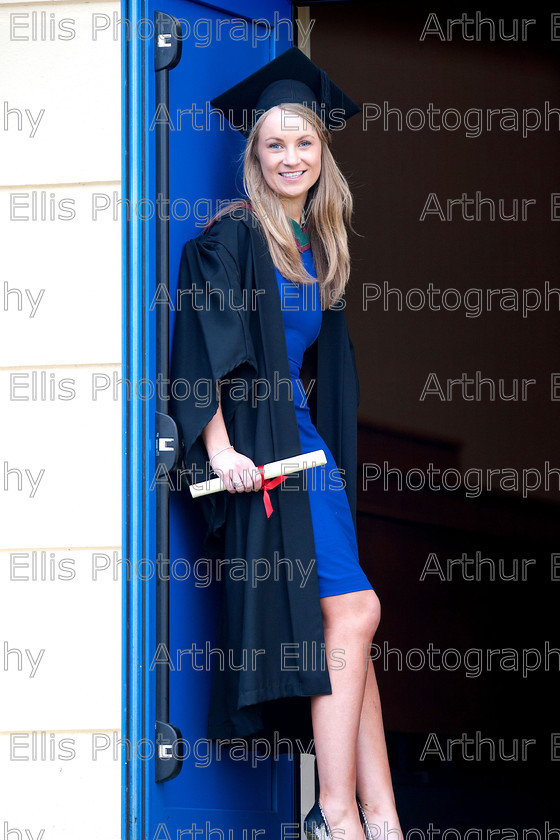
[257,465,288,518]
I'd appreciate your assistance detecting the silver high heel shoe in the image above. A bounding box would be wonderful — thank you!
[304,800,332,840]
[357,798,375,840]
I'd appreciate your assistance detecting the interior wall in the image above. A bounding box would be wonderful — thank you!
[309,2,560,495]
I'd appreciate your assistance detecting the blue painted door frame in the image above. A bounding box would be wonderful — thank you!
[121,1,299,837]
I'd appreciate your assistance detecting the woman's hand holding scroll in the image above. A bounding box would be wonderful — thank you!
[209,448,263,494]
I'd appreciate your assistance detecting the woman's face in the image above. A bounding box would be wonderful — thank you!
[256,106,322,216]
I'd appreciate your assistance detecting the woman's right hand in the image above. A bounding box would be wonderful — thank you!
[209,448,263,494]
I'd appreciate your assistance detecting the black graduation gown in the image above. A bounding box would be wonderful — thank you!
[169,208,361,742]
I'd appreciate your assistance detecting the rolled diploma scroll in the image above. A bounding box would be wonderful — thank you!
[189,449,327,498]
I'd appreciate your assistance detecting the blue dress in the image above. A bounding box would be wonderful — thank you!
[274,237,373,599]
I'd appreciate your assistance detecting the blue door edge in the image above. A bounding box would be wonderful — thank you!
[122,0,149,834]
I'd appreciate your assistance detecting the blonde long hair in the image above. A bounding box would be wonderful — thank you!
[206,104,355,310]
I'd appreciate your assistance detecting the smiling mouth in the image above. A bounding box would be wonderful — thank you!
[279,171,305,179]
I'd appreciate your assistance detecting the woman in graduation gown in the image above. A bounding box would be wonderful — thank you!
[170,47,402,840]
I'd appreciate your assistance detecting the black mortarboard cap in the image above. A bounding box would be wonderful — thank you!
[210,46,361,136]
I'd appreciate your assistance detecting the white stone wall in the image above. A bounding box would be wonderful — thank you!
[0,2,122,837]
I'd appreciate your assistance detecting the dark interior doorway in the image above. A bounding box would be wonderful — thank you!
[299,0,560,827]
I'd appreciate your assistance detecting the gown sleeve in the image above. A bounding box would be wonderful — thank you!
[169,217,258,550]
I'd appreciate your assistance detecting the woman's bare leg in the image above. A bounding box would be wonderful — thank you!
[355,656,402,840]
[310,589,381,840]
